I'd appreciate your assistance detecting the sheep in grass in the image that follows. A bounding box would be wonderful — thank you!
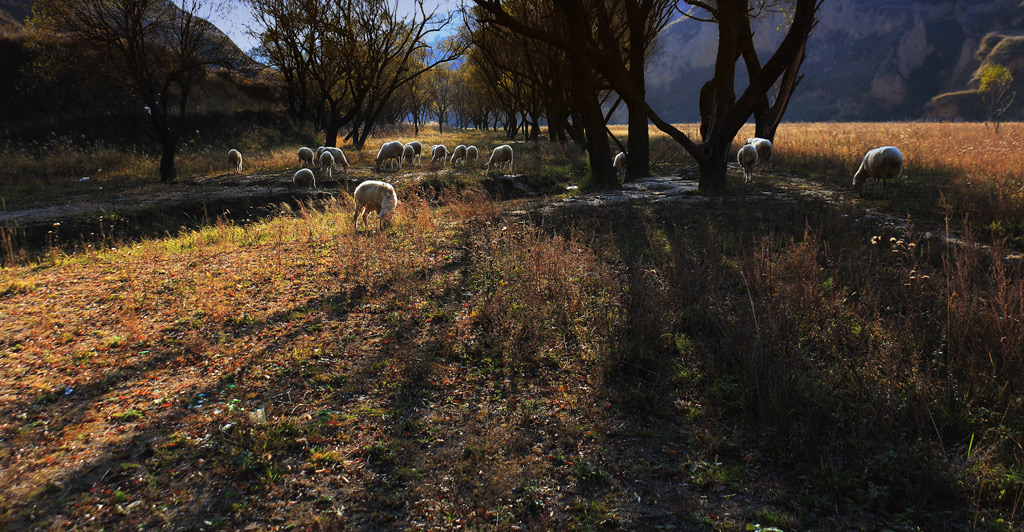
[467,145,478,164]
[376,141,404,172]
[228,149,242,174]
[450,144,468,166]
[745,137,773,172]
[293,168,316,188]
[613,151,628,182]
[403,141,423,165]
[403,144,416,166]
[485,144,514,175]
[430,144,448,166]
[737,144,758,184]
[323,147,350,174]
[353,180,398,232]
[315,146,325,166]
[319,151,334,182]
[298,147,314,168]
[853,146,903,196]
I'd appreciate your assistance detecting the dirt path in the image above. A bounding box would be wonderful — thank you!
[0,171,307,227]
[4,164,1021,262]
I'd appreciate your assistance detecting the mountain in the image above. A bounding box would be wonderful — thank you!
[645,0,1024,122]
[0,0,255,68]
[0,0,30,25]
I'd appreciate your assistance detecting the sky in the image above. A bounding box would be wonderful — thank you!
[208,0,460,54]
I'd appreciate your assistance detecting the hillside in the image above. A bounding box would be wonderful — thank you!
[926,32,1024,120]
[0,0,253,67]
[0,0,28,26]
[646,0,1024,122]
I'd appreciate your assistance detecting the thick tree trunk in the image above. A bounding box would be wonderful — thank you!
[567,64,616,189]
[625,101,649,182]
[159,140,177,183]
[324,120,342,148]
[696,141,729,193]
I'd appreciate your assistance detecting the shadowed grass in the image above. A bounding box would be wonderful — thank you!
[1,122,1024,529]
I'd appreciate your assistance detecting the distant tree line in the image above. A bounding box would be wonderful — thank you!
[19,0,822,190]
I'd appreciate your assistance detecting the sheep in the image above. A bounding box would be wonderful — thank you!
[376,141,404,171]
[315,146,326,167]
[450,144,468,166]
[853,146,903,195]
[293,168,316,188]
[319,151,334,182]
[298,147,314,168]
[353,180,398,232]
[430,144,448,166]
[227,149,242,174]
[324,147,350,174]
[613,151,628,182]
[737,144,758,183]
[467,145,478,164]
[745,137,773,172]
[485,144,514,175]
[403,141,423,165]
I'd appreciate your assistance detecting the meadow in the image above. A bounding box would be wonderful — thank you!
[1,122,1023,530]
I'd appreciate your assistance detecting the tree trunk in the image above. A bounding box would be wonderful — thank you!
[625,101,649,182]
[159,140,177,183]
[696,141,729,193]
[567,65,616,189]
[325,120,342,148]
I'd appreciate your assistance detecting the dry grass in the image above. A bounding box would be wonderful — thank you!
[2,123,1024,530]
[611,122,1024,239]
[764,122,1024,234]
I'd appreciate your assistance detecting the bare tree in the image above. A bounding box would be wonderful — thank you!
[470,2,623,186]
[473,0,820,191]
[402,50,431,134]
[247,0,463,149]
[466,13,558,142]
[34,0,235,182]
[247,0,317,122]
[427,64,458,134]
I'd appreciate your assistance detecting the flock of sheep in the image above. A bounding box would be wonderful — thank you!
[737,136,903,194]
[224,134,904,232]
[225,140,516,232]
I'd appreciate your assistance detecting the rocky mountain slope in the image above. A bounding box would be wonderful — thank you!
[646,0,1024,122]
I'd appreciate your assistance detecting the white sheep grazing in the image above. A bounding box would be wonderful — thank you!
[485,144,514,175]
[298,147,314,168]
[613,151,628,182]
[467,145,478,164]
[353,180,398,231]
[319,151,334,182]
[315,146,326,167]
[376,141,404,171]
[430,144,448,166]
[737,144,758,184]
[853,146,903,195]
[450,145,468,166]
[324,147,350,174]
[293,168,316,188]
[745,137,773,171]
[403,144,416,166]
[403,141,423,165]
[228,149,242,174]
